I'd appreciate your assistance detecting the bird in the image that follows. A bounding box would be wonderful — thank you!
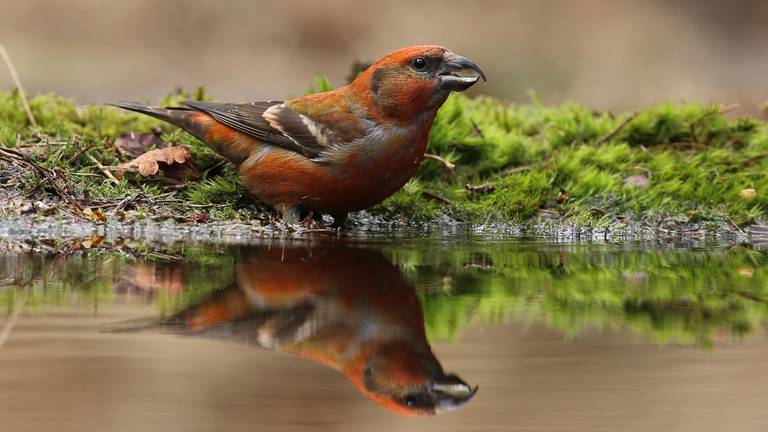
[157,244,478,416]
[111,45,486,226]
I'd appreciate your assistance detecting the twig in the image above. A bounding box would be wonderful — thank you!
[299,228,340,234]
[0,289,26,352]
[87,153,121,185]
[502,164,534,175]
[0,146,83,212]
[594,112,637,146]
[65,142,95,165]
[423,153,455,172]
[114,191,145,211]
[0,44,37,128]
[649,142,708,151]
[186,203,228,208]
[201,159,228,179]
[465,182,495,193]
[421,190,451,204]
[740,153,768,167]
[470,118,485,138]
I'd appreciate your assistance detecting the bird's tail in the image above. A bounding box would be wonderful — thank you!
[108,102,207,141]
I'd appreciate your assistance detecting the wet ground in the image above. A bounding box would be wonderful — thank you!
[1,235,768,431]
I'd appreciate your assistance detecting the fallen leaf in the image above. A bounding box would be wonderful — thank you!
[83,207,108,222]
[118,146,200,180]
[115,127,166,158]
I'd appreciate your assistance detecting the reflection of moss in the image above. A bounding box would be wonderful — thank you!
[4,242,768,348]
[392,244,768,347]
[0,244,236,316]
[0,254,115,313]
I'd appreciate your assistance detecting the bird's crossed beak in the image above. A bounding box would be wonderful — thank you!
[438,52,487,92]
[431,373,479,414]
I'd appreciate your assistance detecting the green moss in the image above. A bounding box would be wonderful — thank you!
[2,83,768,226]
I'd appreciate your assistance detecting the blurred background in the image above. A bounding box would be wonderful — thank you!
[1,0,767,113]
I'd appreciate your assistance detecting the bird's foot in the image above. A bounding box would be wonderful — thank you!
[330,213,351,229]
[277,204,300,225]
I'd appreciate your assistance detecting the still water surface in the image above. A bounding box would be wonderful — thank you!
[1,238,767,431]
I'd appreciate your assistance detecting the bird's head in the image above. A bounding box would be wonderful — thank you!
[351,45,486,122]
[358,340,478,416]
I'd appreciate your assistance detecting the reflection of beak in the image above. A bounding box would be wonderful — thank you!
[438,52,487,92]
[432,374,479,413]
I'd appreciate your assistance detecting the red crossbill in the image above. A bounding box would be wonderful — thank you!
[112,45,485,225]
[162,245,477,416]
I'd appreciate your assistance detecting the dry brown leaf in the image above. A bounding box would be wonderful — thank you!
[115,127,166,158]
[118,146,199,180]
[82,207,107,222]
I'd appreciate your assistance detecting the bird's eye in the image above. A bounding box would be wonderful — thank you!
[412,57,427,70]
[404,395,418,407]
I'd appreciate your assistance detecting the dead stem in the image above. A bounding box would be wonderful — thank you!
[594,112,637,146]
[0,146,84,213]
[0,44,37,128]
[87,153,121,185]
[423,153,456,172]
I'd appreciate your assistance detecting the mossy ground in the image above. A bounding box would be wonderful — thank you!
[2,81,768,232]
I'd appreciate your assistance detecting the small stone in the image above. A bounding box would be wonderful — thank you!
[623,174,649,188]
[739,188,756,199]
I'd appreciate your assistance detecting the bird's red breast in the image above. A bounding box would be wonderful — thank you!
[112,45,485,217]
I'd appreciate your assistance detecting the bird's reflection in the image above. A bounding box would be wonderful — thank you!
[160,244,476,416]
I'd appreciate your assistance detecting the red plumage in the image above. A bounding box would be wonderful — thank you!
[112,45,485,224]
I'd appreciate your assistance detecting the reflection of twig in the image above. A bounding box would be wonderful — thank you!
[738,291,768,304]
[0,44,37,128]
[0,289,26,352]
[724,215,745,235]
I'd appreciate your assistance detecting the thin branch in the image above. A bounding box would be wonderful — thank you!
[0,44,37,128]
[0,146,84,212]
[87,153,121,185]
[502,164,534,175]
[594,112,637,146]
[423,153,455,172]
[421,190,451,204]
[465,182,495,193]
[740,153,768,167]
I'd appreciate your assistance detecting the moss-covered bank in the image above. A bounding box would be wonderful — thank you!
[2,84,768,230]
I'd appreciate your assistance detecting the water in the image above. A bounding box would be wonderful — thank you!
[1,238,768,431]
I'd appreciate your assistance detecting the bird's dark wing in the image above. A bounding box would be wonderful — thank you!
[181,100,333,159]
